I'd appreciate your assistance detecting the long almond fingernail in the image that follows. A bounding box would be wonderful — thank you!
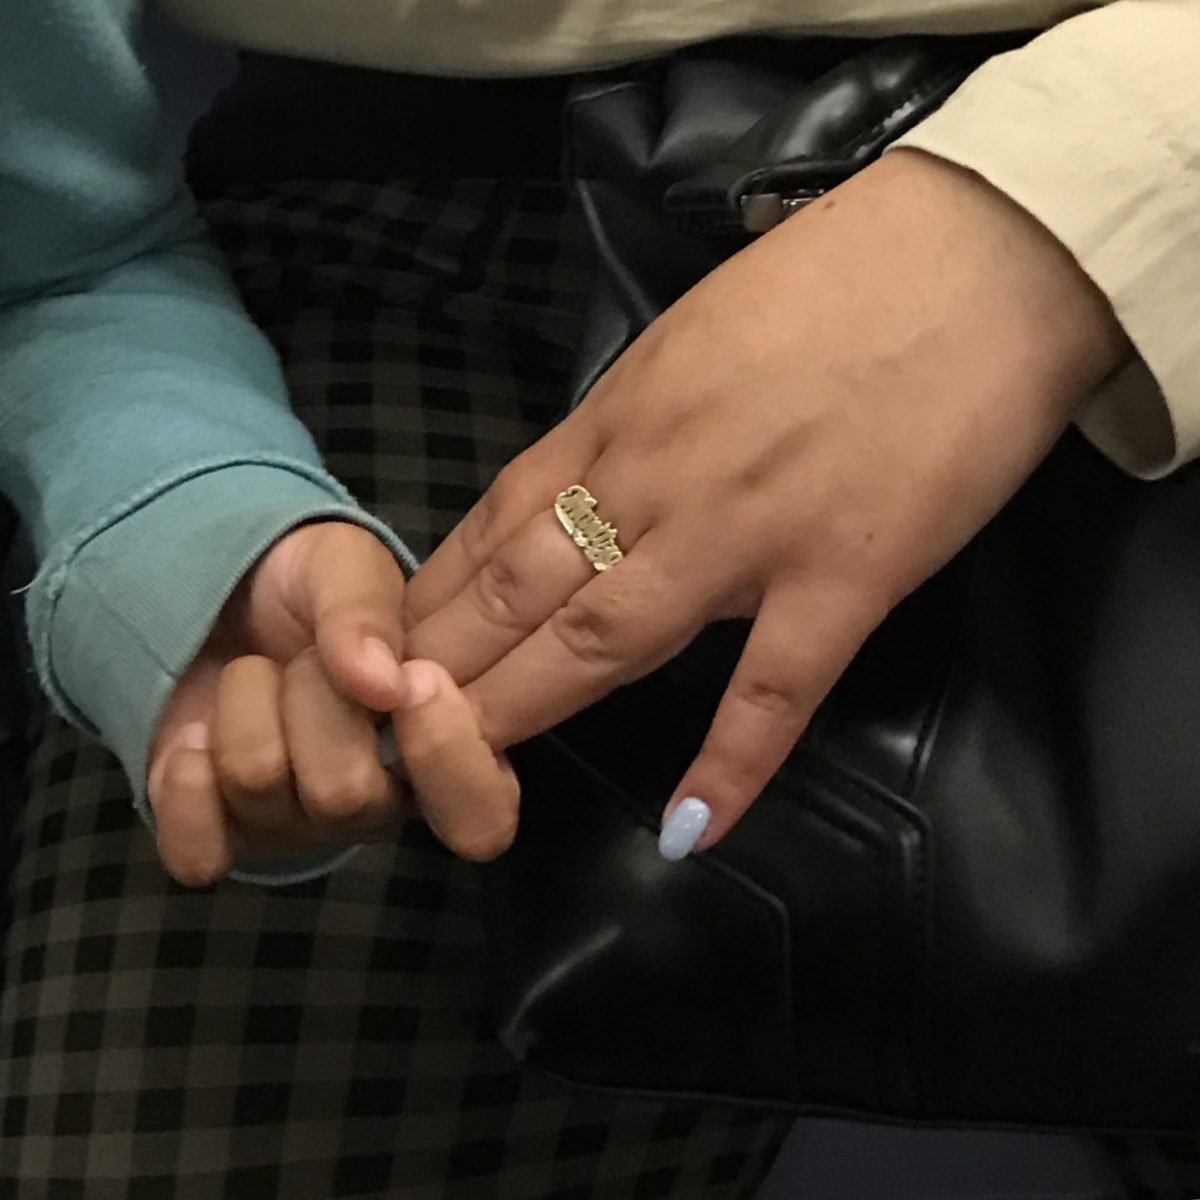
[658,797,711,861]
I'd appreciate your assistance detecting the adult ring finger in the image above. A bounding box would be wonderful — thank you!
[403,480,633,682]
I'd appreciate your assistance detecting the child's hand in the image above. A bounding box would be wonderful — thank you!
[148,521,517,886]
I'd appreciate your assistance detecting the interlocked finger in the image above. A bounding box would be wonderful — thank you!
[283,647,405,840]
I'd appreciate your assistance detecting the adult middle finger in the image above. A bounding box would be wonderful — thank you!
[464,522,725,751]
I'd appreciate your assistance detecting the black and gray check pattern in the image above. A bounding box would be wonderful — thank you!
[0,178,790,1200]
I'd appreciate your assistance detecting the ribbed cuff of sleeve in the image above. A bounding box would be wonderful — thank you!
[891,0,1200,478]
[28,456,418,887]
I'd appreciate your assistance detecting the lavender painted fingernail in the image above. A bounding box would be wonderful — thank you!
[658,797,711,861]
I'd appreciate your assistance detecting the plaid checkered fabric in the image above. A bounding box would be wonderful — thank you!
[0,178,790,1200]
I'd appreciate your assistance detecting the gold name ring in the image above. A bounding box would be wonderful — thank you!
[554,485,624,572]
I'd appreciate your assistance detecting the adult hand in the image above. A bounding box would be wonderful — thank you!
[403,150,1129,852]
[150,521,517,886]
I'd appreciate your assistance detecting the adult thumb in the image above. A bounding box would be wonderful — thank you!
[295,524,410,712]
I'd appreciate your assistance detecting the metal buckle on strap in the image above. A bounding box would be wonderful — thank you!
[739,192,821,234]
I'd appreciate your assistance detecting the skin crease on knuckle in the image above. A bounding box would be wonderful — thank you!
[300,761,390,827]
[216,737,289,799]
[294,643,329,675]
[471,553,527,630]
[548,588,641,669]
[732,673,808,720]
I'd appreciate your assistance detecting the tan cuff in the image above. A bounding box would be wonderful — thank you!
[892,0,1200,479]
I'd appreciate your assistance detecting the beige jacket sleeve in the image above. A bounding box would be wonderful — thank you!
[893,0,1200,478]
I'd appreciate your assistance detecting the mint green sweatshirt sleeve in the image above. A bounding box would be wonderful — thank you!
[0,0,417,884]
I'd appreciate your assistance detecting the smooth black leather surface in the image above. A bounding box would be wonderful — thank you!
[486,37,1200,1130]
